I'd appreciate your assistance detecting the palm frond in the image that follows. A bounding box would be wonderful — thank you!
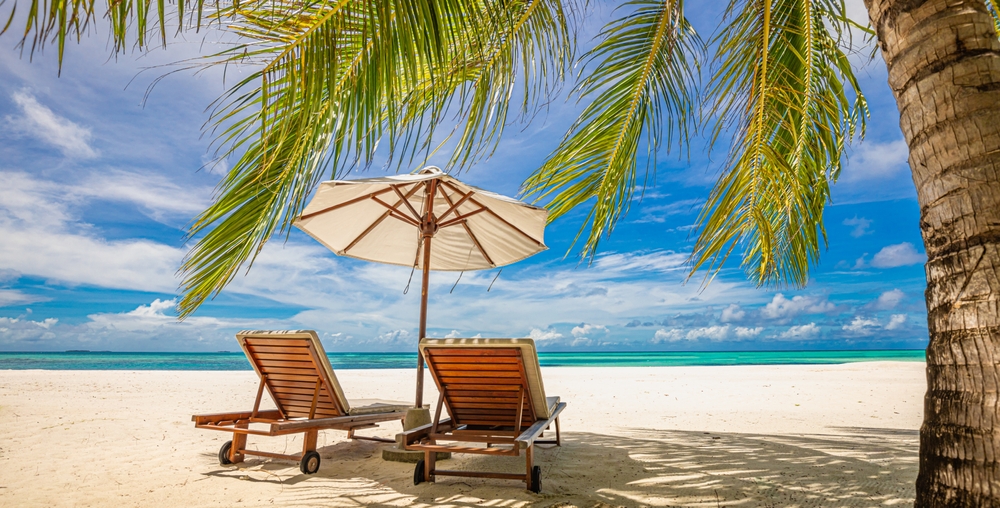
[694,0,867,288]
[521,0,701,257]
[177,0,572,317]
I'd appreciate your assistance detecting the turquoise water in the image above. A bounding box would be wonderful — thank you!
[0,350,925,370]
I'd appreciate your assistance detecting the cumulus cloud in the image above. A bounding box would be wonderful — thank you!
[872,289,905,310]
[843,216,873,238]
[528,328,563,342]
[871,243,926,268]
[7,90,98,158]
[720,304,745,322]
[652,328,685,343]
[734,326,763,338]
[685,325,730,341]
[843,316,879,335]
[886,314,908,330]
[571,323,608,338]
[761,293,836,320]
[780,323,820,339]
[841,139,909,182]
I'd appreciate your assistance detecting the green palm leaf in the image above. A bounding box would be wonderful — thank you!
[693,0,867,287]
[176,0,571,317]
[522,0,701,256]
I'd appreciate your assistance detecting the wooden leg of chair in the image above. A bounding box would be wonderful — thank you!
[231,429,247,464]
[424,450,435,483]
[555,417,561,446]
[303,429,318,455]
[525,444,534,491]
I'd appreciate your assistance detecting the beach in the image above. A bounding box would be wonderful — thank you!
[0,362,925,507]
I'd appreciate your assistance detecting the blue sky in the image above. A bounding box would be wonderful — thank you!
[0,1,930,352]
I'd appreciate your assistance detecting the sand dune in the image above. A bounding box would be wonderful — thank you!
[0,362,924,507]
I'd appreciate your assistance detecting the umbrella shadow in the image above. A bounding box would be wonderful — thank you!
[199,427,917,507]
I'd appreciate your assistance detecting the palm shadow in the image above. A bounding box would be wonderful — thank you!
[200,428,917,507]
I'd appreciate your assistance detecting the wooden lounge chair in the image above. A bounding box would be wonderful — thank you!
[192,330,412,474]
[403,338,566,493]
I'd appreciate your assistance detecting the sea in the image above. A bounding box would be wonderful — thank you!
[0,350,925,370]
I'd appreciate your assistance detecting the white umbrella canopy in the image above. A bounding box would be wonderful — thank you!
[293,166,548,407]
[294,167,547,270]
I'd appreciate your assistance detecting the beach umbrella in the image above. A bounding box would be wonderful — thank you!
[293,166,548,408]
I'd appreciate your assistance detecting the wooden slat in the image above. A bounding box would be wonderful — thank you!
[432,363,524,371]
[436,370,521,378]
[449,395,519,403]
[426,349,520,357]
[244,338,313,348]
[266,373,321,383]
[435,384,521,392]
[271,386,331,398]
[251,352,313,361]
[259,366,320,376]
[432,357,521,364]
[446,390,525,399]
[269,379,323,390]
[439,376,523,385]
[256,360,316,369]
[433,470,524,479]
[246,346,312,355]
[448,402,520,410]
[273,391,336,405]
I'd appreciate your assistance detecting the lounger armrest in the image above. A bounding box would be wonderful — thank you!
[401,418,453,447]
[272,410,409,432]
[192,410,282,425]
[515,402,566,448]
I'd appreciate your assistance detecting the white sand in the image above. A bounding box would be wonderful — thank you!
[0,362,925,507]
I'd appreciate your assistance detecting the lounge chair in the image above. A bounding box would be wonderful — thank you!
[403,338,566,493]
[192,330,412,474]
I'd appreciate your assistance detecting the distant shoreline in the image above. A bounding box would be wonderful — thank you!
[0,349,926,370]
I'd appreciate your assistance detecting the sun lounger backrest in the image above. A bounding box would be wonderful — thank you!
[420,338,550,428]
[236,330,351,418]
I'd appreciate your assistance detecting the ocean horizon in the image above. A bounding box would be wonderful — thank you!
[0,349,926,370]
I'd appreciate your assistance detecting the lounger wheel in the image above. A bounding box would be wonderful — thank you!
[218,441,233,465]
[300,451,321,474]
[529,465,541,493]
[413,459,425,485]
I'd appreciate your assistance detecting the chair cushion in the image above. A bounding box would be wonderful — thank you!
[347,399,413,416]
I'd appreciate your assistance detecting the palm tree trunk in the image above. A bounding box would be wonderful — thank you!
[864,0,1000,505]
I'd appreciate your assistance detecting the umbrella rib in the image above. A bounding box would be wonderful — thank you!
[391,184,423,222]
[438,207,487,228]
[297,187,395,220]
[461,220,495,267]
[468,195,544,247]
[343,209,394,254]
[343,185,425,254]
[438,189,474,223]
[372,196,420,227]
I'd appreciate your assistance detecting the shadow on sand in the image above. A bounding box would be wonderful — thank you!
[204,427,918,507]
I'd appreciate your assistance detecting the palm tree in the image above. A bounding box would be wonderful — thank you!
[4,0,999,504]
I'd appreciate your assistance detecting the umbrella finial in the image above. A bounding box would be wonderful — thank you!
[416,166,443,175]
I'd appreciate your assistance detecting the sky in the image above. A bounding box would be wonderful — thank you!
[0,1,930,352]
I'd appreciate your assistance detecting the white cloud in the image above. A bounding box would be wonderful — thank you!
[592,250,687,273]
[0,289,48,307]
[761,293,836,320]
[0,316,56,329]
[652,328,686,343]
[571,323,608,338]
[886,314,908,330]
[843,316,879,335]
[734,326,763,338]
[780,323,820,339]
[873,289,905,310]
[685,325,730,341]
[126,298,177,318]
[841,139,909,183]
[720,303,745,322]
[444,330,461,338]
[7,90,98,158]
[843,216,873,238]
[632,198,704,223]
[528,328,563,342]
[871,242,926,268]
[77,170,211,217]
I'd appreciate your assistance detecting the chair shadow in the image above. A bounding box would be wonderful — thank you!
[200,427,917,507]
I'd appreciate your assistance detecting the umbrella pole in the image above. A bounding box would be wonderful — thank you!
[416,232,432,408]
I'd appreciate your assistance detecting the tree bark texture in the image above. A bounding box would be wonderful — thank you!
[864,0,1000,505]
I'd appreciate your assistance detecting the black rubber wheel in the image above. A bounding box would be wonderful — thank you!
[218,441,233,465]
[413,459,425,485]
[529,465,541,493]
[300,451,321,474]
